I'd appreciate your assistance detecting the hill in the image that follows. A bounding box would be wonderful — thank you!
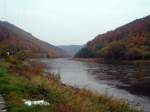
[0,21,67,58]
[58,45,83,57]
[75,15,150,60]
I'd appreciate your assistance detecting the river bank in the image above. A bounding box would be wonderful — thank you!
[0,59,141,112]
[39,58,150,112]
[74,58,150,64]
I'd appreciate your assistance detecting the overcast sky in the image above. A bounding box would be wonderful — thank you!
[0,0,150,45]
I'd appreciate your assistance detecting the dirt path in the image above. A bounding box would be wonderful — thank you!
[0,95,6,112]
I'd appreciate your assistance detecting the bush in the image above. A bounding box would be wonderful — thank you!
[15,50,33,60]
[126,47,144,60]
[143,51,150,59]
[0,48,8,58]
[99,41,127,60]
[75,47,96,58]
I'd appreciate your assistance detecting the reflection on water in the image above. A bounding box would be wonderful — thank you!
[39,58,150,112]
[87,62,150,97]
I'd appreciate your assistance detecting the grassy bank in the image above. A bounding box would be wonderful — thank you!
[0,60,141,112]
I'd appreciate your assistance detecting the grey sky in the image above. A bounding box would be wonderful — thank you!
[0,0,150,45]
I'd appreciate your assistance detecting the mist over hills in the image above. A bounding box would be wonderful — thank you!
[58,45,83,57]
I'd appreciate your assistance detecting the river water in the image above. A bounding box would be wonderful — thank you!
[38,58,150,112]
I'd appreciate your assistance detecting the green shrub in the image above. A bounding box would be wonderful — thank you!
[75,47,96,58]
[126,47,144,60]
[143,51,150,59]
[0,67,8,75]
[99,41,127,60]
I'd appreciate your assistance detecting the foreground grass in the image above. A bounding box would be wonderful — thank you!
[0,63,141,112]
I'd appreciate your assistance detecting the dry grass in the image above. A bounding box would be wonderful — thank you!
[0,60,141,112]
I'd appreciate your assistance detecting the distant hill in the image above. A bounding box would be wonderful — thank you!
[0,21,67,58]
[58,45,83,57]
[75,15,150,60]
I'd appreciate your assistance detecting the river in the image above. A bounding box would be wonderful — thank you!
[38,58,150,112]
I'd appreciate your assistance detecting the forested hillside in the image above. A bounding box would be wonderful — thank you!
[75,15,150,60]
[0,21,67,58]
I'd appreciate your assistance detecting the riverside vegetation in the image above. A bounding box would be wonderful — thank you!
[0,49,141,112]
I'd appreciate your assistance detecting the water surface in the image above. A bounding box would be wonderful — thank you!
[39,58,150,112]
